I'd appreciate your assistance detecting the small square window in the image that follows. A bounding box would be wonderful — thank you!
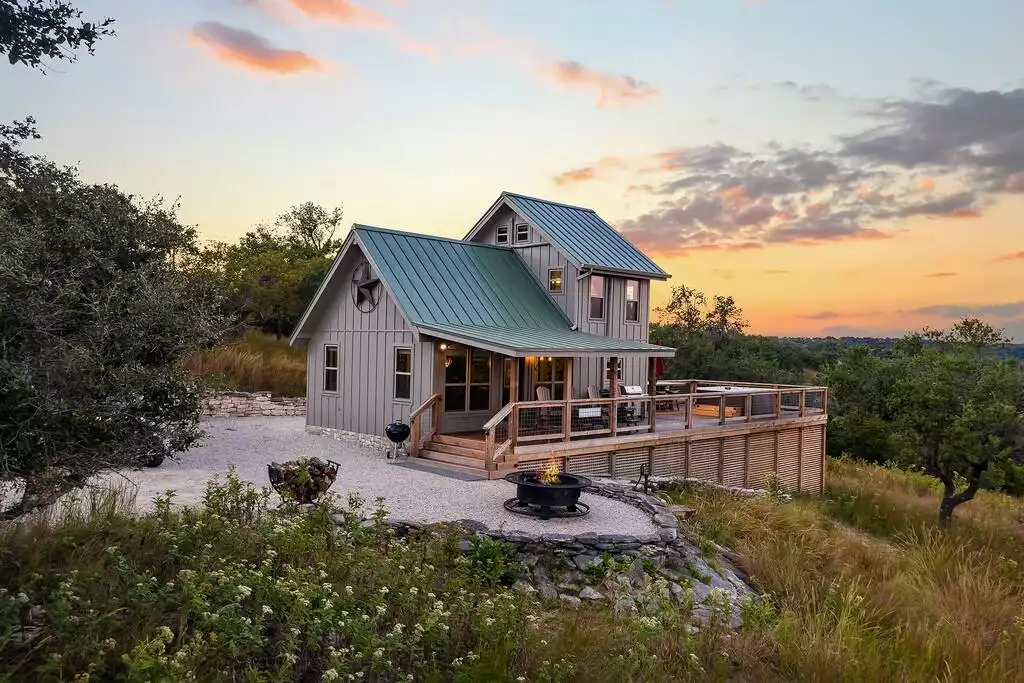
[548,268,563,293]
[324,345,339,393]
[515,223,530,243]
[496,225,509,245]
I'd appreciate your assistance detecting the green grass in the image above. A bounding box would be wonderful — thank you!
[182,330,306,396]
[2,460,1022,682]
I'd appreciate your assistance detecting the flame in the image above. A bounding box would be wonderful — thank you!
[536,461,561,485]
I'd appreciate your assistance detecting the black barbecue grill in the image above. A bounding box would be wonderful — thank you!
[384,421,411,459]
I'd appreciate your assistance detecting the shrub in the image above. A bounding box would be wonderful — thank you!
[181,330,306,396]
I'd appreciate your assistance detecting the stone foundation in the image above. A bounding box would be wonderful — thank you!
[305,425,389,451]
[201,391,306,417]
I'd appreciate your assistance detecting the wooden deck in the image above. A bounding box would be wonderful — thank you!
[409,379,830,491]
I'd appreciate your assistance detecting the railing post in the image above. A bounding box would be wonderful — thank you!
[774,390,781,419]
[562,398,571,441]
[822,388,829,416]
[609,398,617,436]
[647,357,657,433]
[410,414,421,457]
[431,394,442,439]
[719,394,727,426]
[510,404,519,449]
[744,393,752,423]
[685,395,692,430]
[799,390,806,417]
[484,429,495,472]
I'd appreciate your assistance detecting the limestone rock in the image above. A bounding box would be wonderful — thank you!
[652,513,678,528]
[613,596,637,615]
[558,594,581,609]
[579,586,603,601]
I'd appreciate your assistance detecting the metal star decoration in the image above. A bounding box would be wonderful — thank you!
[351,261,380,311]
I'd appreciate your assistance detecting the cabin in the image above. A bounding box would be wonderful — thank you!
[290,192,828,492]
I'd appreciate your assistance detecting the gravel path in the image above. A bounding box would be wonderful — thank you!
[104,417,658,536]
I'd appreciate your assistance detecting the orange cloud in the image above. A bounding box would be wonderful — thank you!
[995,251,1024,262]
[551,156,626,185]
[543,60,657,107]
[939,208,982,219]
[925,272,957,278]
[191,22,323,74]
[1006,173,1024,193]
[287,0,388,27]
[920,177,936,192]
[393,33,438,57]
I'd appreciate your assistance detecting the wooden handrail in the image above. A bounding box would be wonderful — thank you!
[483,402,514,430]
[410,392,442,419]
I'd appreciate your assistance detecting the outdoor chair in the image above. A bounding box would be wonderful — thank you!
[535,386,556,432]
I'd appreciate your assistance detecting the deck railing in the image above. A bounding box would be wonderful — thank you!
[481,380,828,466]
[408,392,442,457]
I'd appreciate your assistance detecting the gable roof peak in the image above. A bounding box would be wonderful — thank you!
[499,190,596,214]
[352,223,511,252]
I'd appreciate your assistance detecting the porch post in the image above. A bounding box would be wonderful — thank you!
[647,356,657,433]
[609,356,619,437]
[509,358,520,448]
[562,356,574,441]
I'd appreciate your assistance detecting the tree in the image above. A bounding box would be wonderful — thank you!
[886,319,1024,526]
[276,201,344,257]
[1,0,114,70]
[0,123,228,519]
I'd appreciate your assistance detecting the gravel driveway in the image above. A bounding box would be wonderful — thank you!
[107,417,658,536]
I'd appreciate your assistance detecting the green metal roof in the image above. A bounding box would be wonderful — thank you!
[418,323,676,358]
[355,225,675,357]
[502,192,669,280]
[355,225,569,329]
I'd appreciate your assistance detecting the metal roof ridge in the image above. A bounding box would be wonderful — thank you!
[352,223,514,251]
[500,191,597,213]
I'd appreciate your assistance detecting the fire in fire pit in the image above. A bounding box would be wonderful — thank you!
[503,464,592,520]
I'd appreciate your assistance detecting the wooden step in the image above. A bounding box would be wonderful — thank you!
[418,449,488,470]
[433,434,487,450]
[424,440,486,459]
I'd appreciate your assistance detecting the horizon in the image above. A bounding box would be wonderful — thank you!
[4,0,1023,341]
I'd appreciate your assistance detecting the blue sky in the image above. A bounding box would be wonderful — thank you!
[4,0,1024,338]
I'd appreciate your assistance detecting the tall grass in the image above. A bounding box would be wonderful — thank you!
[182,330,306,396]
[669,460,1024,683]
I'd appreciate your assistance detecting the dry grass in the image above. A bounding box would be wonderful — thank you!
[182,330,306,396]
[669,460,1024,683]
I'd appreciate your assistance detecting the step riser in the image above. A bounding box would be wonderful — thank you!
[426,442,486,459]
[419,449,488,469]
[434,434,487,449]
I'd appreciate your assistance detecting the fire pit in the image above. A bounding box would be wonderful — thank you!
[503,465,592,520]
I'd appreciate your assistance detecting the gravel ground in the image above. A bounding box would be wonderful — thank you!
[100,417,658,536]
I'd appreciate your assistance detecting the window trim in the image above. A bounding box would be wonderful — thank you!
[496,225,509,245]
[548,268,564,294]
[393,347,412,402]
[514,222,530,244]
[625,279,640,324]
[323,344,339,394]
[588,274,606,320]
[443,347,491,413]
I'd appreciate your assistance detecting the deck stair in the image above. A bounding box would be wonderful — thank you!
[417,434,514,479]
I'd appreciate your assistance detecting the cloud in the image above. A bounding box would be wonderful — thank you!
[908,300,1024,319]
[543,60,658,107]
[191,22,323,74]
[925,272,957,278]
[286,0,389,26]
[601,85,1024,254]
[995,250,1024,261]
[799,311,844,320]
[763,268,788,274]
[552,156,626,185]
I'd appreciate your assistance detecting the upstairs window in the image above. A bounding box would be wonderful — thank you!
[548,268,563,293]
[496,225,509,245]
[589,275,605,319]
[394,348,412,400]
[625,279,640,322]
[515,223,530,243]
[605,357,623,385]
[324,345,339,393]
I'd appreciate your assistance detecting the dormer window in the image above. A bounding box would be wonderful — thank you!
[515,223,530,243]
[496,225,509,245]
[589,275,605,319]
[548,268,563,293]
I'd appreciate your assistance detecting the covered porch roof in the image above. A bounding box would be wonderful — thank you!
[420,323,676,358]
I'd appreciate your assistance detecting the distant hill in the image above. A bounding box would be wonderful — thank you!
[774,336,1024,359]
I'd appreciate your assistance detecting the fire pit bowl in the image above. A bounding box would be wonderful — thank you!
[502,470,592,519]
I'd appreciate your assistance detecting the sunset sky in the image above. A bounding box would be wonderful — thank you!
[4,0,1024,339]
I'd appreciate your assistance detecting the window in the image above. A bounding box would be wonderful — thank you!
[394,348,412,400]
[604,357,623,385]
[534,357,566,400]
[625,279,640,322]
[496,225,509,245]
[515,223,530,243]
[324,345,339,392]
[589,275,606,319]
[444,347,491,412]
[548,268,563,293]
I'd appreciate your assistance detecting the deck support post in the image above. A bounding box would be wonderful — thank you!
[509,358,519,449]
[719,394,727,426]
[647,356,658,434]
[562,357,574,441]
[799,390,806,417]
[608,357,619,437]
[744,394,752,423]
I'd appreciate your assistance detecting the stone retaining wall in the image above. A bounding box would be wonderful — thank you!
[202,391,306,417]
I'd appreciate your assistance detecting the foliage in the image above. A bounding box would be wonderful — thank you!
[0,0,114,69]
[466,535,522,587]
[667,458,1024,683]
[0,122,228,519]
[181,330,307,396]
[188,201,344,338]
